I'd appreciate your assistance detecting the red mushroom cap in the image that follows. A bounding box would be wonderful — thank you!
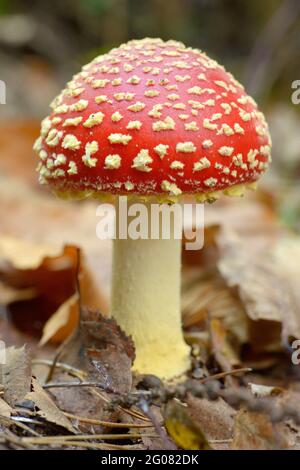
[34,38,271,198]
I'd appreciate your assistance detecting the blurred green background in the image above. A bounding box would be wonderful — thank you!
[1,0,300,228]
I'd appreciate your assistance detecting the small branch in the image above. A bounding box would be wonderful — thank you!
[43,380,117,394]
[63,411,154,428]
[200,368,252,383]
[32,359,86,380]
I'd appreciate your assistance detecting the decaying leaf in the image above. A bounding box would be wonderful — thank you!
[217,228,284,324]
[49,311,135,421]
[216,227,300,348]
[164,400,211,450]
[186,395,235,441]
[26,377,76,433]
[40,293,79,346]
[0,238,108,345]
[77,310,135,393]
[231,409,288,450]
[182,268,249,342]
[0,345,31,406]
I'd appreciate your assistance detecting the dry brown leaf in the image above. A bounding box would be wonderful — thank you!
[0,240,108,345]
[80,311,135,393]
[0,345,31,406]
[164,400,211,450]
[50,311,135,422]
[0,243,80,342]
[182,268,249,347]
[231,409,288,450]
[187,395,236,441]
[217,228,284,323]
[216,227,300,349]
[0,397,13,418]
[26,377,76,433]
[39,293,79,346]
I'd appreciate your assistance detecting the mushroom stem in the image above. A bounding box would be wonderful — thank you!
[111,196,190,379]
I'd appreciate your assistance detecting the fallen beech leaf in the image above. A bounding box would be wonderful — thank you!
[50,311,135,421]
[40,293,79,346]
[80,311,135,393]
[217,228,283,323]
[0,243,79,341]
[0,237,108,344]
[216,228,300,350]
[0,397,12,418]
[0,345,31,406]
[26,377,76,433]
[164,400,211,450]
[231,409,288,450]
[182,268,249,348]
[186,395,235,441]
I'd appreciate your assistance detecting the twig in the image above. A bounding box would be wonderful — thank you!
[1,431,35,450]
[138,399,176,450]
[91,389,151,422]
[109,379,300,426]
[43,380,116,393]
[20,433,157,444]
[200,368,252,383]
[0,415,41,437]
[32,359,86,380]
[63,411,154,428]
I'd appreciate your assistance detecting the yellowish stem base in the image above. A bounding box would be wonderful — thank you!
[110,198,190,379]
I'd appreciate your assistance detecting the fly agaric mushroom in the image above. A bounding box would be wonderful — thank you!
[34,38,271,379]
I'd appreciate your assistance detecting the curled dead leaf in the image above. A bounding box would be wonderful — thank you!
[39,293,79,346]
[25,377,76,433]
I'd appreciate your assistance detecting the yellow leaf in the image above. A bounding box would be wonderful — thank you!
[164,401,211,450]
